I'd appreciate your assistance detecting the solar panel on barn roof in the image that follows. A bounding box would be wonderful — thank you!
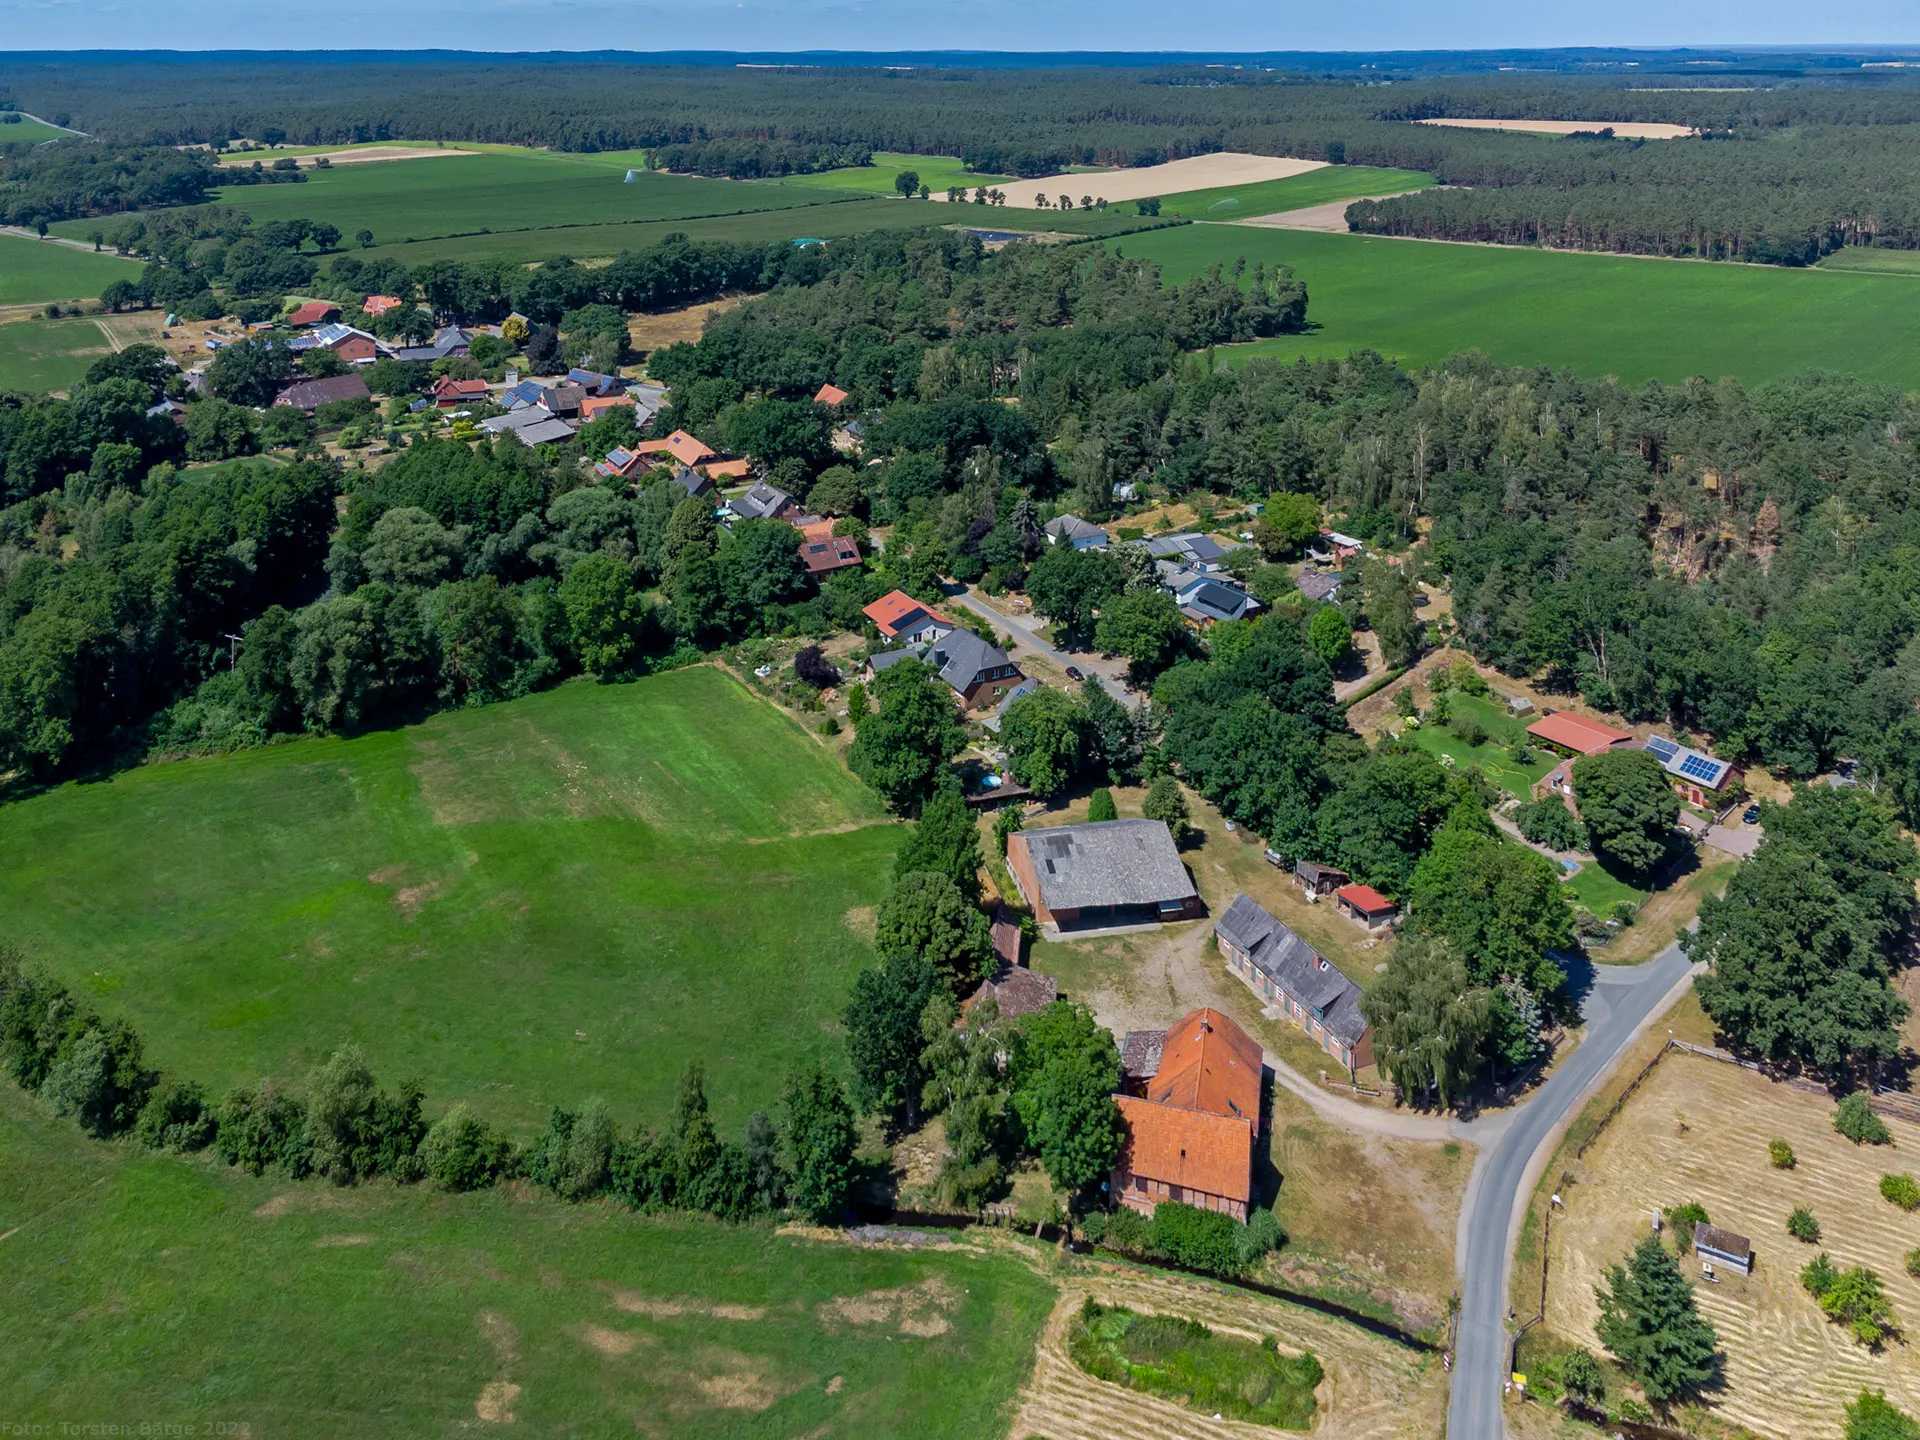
[1645,736,1680,762]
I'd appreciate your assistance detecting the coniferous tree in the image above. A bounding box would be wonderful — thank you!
[1594,1234,1721,1402]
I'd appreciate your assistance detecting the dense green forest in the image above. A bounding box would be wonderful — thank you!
[7,56,1920,261]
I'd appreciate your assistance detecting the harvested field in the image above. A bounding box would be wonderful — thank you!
[933,153,1325,209]
[1243,190,1439,232]
[627,295,746,354]
[1414,118,1697,139]
[1007,1260,1446,1440]
[1542,1052,1920,1438]
[217,145,481,167]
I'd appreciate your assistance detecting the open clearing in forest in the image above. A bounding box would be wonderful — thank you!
[1414,118,1697,138]
[934,152,1326,208]
[1115,225,1920,389]
[0,1085,1052,1438]
[1010,1259,1448,1440]
[757,152,1009,197]
[0,665,895,1135]
[0,230,144,308]
[1542,1053,1920,1439]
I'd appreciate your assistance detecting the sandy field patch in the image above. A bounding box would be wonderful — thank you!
[930,153,1325,208]
[1414,118,1695,139]
[1008,1261,1447,1440]
[1544,1052,1920,1438]
[1242,188,1442,231]
[217,145,480,169]
[626,295,746,354]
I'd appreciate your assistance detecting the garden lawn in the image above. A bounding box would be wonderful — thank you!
[0,1084,1054,1439]
[50,148,853,250]
[0,231,144,306]
[0,315,119,391]
[1398,694,1553,800]
[1115,226,1920,389]
[754,152,1009,197]
[1154,165,1435,221]
[0,666,896,1135]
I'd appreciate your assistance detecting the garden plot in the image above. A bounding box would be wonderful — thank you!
[1543,1053,1920,1438]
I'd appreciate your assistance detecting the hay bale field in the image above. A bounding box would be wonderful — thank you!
[1009,1260,1447,1440]
[1543,1052,1920,1438]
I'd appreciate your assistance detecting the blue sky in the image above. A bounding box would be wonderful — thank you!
[1,0,1915,53]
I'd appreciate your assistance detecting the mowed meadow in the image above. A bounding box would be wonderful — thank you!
[1117,225,1920,389]
[1,1084,1055,1437]
[0,230,144,306]
[0,665,897,1133]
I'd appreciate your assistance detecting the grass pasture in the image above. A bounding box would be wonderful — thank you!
[0,114,77,143]
[0,314,121,392]
[1153,166,1435,222]
[0,231,144,306]
[758,152,1009,197]
[0,1085,1054,1438]
[1542,1052,1920,1438]
[0,665,895,1134]
[1115,226,1920,390]
[1818,247,1920,276]
[1068,1299,1322,1428]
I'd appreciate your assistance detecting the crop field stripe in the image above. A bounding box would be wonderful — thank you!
[1114,226,1920,390]
[1152,166,1437,221]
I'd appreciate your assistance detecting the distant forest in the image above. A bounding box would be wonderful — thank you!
[6,56,1920,262]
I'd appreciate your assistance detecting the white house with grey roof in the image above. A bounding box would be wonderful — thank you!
[1214,893,1373,1072]
[1044,514,1109,550]
[1006,819,1202,931]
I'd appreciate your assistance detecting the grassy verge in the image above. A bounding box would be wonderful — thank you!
[0,1083,1055,1437]
[1117,225,1920,390]
[0,666,895,1134]
[1067,1297,1321,1428]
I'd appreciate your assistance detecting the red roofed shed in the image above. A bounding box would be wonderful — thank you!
[286,301,340,327]
[1526,711,1634,756]
[1333,883,1398,930]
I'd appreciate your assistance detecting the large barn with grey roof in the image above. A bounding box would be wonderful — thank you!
[1005,819,1201,931]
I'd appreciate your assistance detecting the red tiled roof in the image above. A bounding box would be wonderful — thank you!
[862,589,950,638]
[1526,711,1634,756]
[362,295,402,317]
[1335,883,1396,915]
[636,430,715,467]
[814,382,850,406]
[1146,1008,1261,1128]
[1114,1094,1253,1206]
[286,301,339,326]
[579,394,635,419]
[703,458,753,479]
[800,536,862,574]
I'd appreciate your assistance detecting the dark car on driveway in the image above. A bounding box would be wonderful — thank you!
[1064,665,1083,682]
[1743,804,1761,824]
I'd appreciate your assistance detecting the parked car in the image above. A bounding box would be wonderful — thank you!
[1263,848,1287,868]
[1064,665,1083,681]
[1742,804,1761,825]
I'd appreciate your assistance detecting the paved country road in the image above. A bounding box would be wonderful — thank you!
[943,585,1142,708]
[1448,943,1699,1439]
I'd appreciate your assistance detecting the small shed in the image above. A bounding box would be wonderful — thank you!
[1333,883,1398,930]
[1294,861,1348,897]
[1694,1222,1753,1276]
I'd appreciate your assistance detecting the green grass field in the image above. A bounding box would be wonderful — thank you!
[0,114,77,143]
[0,315,119,392]
[0,666,897,1134]
[1816,246,1920,276]
[51,150,857,250]
[0,1085,1054,1437]
[758,152,1009,197]
[1399,694,1554,800]
[1153,166,1435,221]
[1117,226,1920,388]
[0,231,144,306]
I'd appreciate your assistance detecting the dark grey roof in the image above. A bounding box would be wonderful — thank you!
[540,384,586,415]
[1178,580,1256,624]
[1694,1222,1751,1258]
[1295,861,1346,885]
[1021,819,1196,912]
[671,466,714,497]
[1121,1029,1165,1081]
[728,482,794,520]
[272,373,370,410]
[868,644,930,675]
[1045,514,1107,544]
[512,416,579,446]
[967,965,1058,1020]
[1297,570,1343,602]
[1145,531,1224,562]
[1215,894,1369,1045]
[925,627,1014,692]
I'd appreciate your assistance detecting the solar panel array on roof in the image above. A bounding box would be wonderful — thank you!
[1680,754,1721,781]
[1644,736,1680,762]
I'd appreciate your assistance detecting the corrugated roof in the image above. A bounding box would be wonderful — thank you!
[1335,883,1396,915]
[1147,1007,1262,1126]
[1114,1094,1253,1206]
[1019,820,1197,913]
[1214,894,1369,1046]
[1527,711,1634,755]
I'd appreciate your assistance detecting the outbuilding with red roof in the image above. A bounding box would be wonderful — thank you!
[1526,710,1634,757]
[286,301,341,327]
[862,589,953,642]
[1333,883,1398,931]
[813,382,850,407]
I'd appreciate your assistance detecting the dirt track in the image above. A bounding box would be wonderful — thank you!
[1414,118,1694,139]
[931,153,1324,209]
[217,146,479,168]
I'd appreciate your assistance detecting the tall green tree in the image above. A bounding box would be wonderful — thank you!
[1594,1234,1721,1403]
[1408,824,1573,996]
[847,658,967,814]
[1000,686,1086,798]
[1365,933,1491,1106]
[1025,544,1124,645]
[893,785,985,903]
[1846,1390,1920,1440]
[1093,588,1187,684]
[843,952,937,1123]
[1009,1001,1124,1195]
[876,871,994,991]
[1572,749,1679,874]
[778,1065,856,1222]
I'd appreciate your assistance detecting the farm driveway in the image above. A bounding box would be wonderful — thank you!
[946,587,1139,708]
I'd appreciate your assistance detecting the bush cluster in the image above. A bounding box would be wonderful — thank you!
[1837,1093,1893,1146]
[1080,1200,1284,1277]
